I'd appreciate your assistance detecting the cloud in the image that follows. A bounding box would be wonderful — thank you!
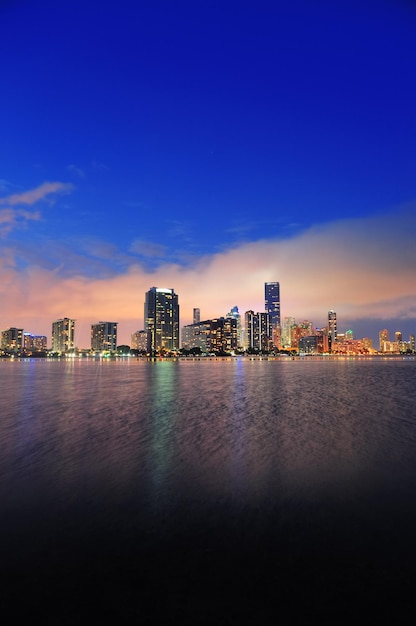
[67,164,85,178]
[129,239,167,258]
[0,181,73,207]
[0,206,415,346]
[0,208,41,237]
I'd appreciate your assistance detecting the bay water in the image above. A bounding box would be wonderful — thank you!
[1,357,416,623]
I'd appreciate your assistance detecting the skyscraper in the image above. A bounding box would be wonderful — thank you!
[265,282,280,327]
[52,318,75,353]
[328,310,337,350]
[193,308,200,324]
[91,321,118,352]
[144,287,179,354]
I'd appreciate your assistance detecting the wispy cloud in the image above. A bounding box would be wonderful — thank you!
[129,239,167,258]
[0,181,73,207]
[0,209,41,237]
[67,164,85,178]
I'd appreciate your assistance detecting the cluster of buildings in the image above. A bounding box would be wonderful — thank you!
[1,282,415,356]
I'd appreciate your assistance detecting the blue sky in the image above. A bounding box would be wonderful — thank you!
[1,0,415,345]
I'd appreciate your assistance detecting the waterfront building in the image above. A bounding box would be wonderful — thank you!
[298,335,325,354]
[182,317,237,354]
[1,327,24,353]
[52,318,75,353]
[328,310,337,351]
[265,282,280,327]
[291,321,313,350]
[91,321,117,352]
[193,308,200,324]
[410,335,415,352]
[281,317,295,348]
[226,306,242,347]
[362,337,373,353]
[24,333,47,353]
[379,329,389,352]
[144,287,179,353]
[244,311,271,351]
[131,330,149,352]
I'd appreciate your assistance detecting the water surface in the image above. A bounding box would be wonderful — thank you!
[1,358,416,623]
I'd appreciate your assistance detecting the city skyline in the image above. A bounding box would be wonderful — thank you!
[1,1,415,345]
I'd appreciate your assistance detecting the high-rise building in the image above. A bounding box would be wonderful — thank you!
[265,282,280,327]
[244,311,271,351]
[379,329,389,352]
[1,327,24,353]
[182,317,237,354]
[144,287,179,353]
[91,321,118,352]
[281,317,295,348]
[52,318,75,353]
[328,310,337,350]
[24,333,47,353]
[226,305,242,347]
[193,308,200,325]
[410,334,415,352]
[131,330,149,352]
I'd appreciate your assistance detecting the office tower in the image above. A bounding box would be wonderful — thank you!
[52,318,75,353]
[328,310,337,350]
[226,305,242,347]
[379,329,389,352]
[131,330,149,352]
[410,335,415,352]
[265,282,280,327]
[193,308,200,325]
[91,321,118,352]
[281,316,295,348]
[244,311,271,351]
[144,287,179,353]
[1,327,24,353]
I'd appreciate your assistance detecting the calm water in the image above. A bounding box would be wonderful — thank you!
[1,358,416,624]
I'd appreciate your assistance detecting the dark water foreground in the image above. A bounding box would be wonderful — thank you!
[1,358,416,624]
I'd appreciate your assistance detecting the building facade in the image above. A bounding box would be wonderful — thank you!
[182,317,237,354]
[52,318,75,353]
[131,330,149,352]
[1,327,24,353]
[144,287,179,353]
[265,282,280,328]
[24,333,47,353]
[328,310,337,351]
[91,321,118,352]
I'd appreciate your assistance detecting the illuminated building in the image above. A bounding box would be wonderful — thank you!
[226,306,242,347]
[24,333,47,353]
[144,287,179,353]
[410,335,415,352]
[328,310,337,351]
[362,337,373,353]
[379,329,389,352]
[298,335,325,354]
[291,321,313,350]
[265,282,280,327]
[52,318,75,353]
[131,330,149,351]
[244,311,271,351]
[91,321,117,352]
[182,317,237,354]
[281,317,295,348]
[1,327,24,353]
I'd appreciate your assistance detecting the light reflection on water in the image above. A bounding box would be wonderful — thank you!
[1,358,416,622]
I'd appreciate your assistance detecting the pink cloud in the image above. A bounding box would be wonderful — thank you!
[0,181,73,207]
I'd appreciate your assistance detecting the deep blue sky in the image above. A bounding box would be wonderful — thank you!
[1,0,415,344]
